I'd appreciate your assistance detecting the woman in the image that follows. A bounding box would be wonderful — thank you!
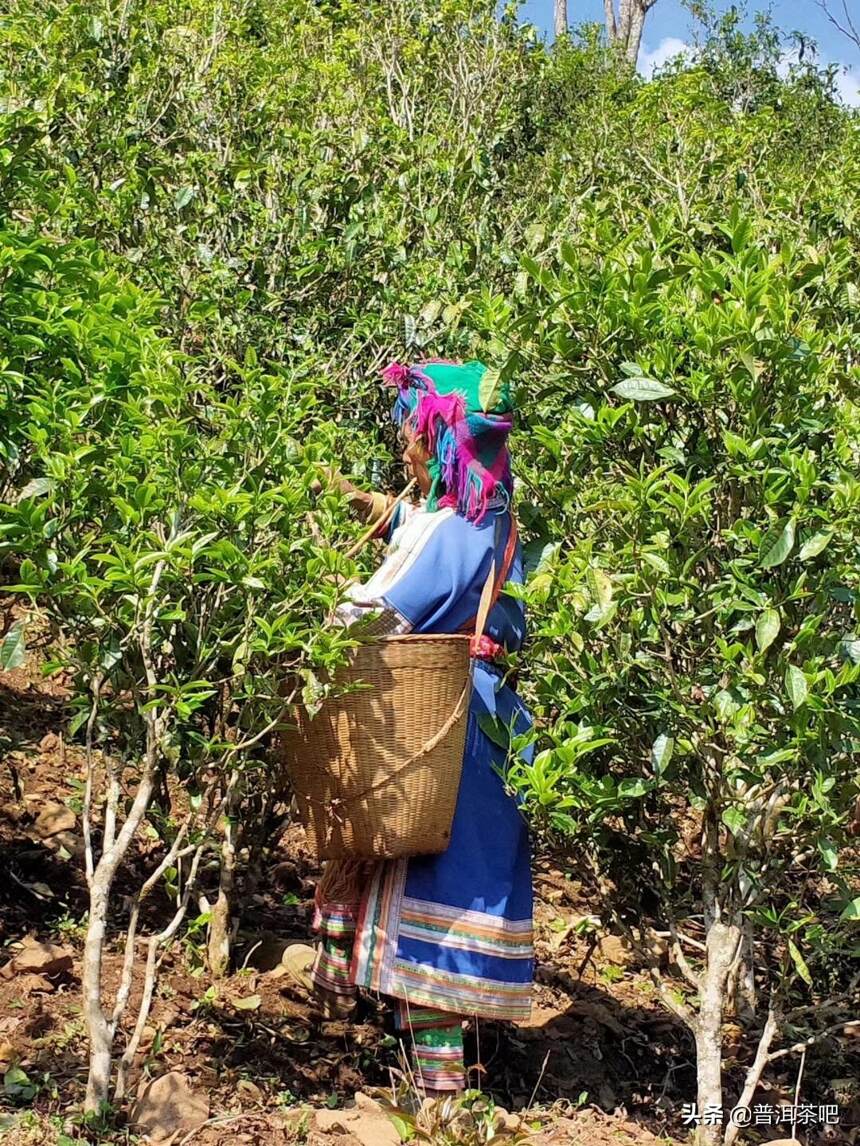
[284,359,533,1096]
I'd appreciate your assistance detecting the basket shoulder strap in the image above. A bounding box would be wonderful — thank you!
[466,514,519,640]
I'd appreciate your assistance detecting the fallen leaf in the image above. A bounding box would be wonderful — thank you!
[234,994,261,1011]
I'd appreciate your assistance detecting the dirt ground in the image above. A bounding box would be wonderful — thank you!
[1,600,858,1145]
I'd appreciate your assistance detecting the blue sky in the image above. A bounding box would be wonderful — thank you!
[516,1,860,103]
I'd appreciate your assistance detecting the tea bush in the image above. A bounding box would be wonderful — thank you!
[1,0,858,1135]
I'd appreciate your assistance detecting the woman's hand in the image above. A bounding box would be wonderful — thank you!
[311,466,392,524]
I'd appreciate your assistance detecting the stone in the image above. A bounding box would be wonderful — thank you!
[130,1071,209,1142]
[5,937,74,978]
[311,1103,400,1146]
[34,801,76,837]
[52,829,84,857]
[312,1109,352,1133]
[237,1079,263,1103]
[492,1107,523,1132]
[15,973,56,994]
[595,934,636,967]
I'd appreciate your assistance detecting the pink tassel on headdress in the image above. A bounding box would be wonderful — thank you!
[381,362,412,389]
[415,390,466,448]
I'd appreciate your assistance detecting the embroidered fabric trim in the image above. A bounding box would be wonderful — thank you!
[312,903,359,997]
[352,868,533,1022]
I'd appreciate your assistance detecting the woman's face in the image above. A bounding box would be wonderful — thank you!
[401,424,433,496]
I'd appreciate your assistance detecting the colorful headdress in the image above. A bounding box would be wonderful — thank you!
[381,359,514,523]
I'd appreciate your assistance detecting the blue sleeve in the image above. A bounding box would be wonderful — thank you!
[383,514,491,635]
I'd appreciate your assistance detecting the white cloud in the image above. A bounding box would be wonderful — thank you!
[638,37,693,78]
[834,66,860,108]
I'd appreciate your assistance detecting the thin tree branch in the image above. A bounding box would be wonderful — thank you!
[724,1004,780,1146]
[82,674,103,886]
[766,1018,860,1063]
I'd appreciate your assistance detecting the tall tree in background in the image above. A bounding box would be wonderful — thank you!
[604,0,659,63]
[554,0,568,37]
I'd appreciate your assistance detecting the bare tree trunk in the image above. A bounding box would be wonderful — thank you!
[208,770,239,978]
[603,0,658,66]
[603,0,617,39]
[730,918,757,1022]
[694,919,739,1146]
[554,0,568,38]
[624,3,647,63]
[82,766,156,1110]
[83,886,113,1113]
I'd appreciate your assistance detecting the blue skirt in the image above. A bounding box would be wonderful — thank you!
[347,661,534,1021]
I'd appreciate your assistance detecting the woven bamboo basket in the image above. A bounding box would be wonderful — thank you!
[278,633,473,859]
[277,486,507,860]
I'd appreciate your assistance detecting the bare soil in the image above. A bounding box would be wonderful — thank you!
[1,599,857,1145]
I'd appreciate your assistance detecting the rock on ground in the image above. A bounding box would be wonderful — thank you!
[130,1071,210,1142]
[0,937,74,979]
[34,801,76,837]
[310,1095,400,1146]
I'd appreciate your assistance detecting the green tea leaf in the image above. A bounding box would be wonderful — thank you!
[586,567,613,611]
[610,377,676,402]
[16,476,53,502]
[755,608,781,653]
[174,186,195,209]
[817,839,838,872]
[0,620,26,671]
[788,938,812,986]
[642,552,671,575]
[784,664,808,710]
[760,519,795,569]
[799,531,833,560]
[478,366,504,412]
[839,897,860,922]
[388,1113,415,1141]
[618,777,650,798]
[3,1065,36,1101]
[722,806,746,835]
[650,733,674,776]
[478,713,510,750]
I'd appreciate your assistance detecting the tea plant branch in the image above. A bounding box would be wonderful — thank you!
[724,1001,780,1146]
[585,848,696,1025]
[109,832,197,1028]
[82,551,174,1111]
[653,928,707,953]
[666,914,703,990]
[114,838,208,1101]
[226,712,286,754]
[82,672,103,886]
[110,783,219,1034]
[766,1017,860,1063]
[817,0,860,52]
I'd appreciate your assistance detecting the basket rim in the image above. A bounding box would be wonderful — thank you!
[367,633,473,645]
